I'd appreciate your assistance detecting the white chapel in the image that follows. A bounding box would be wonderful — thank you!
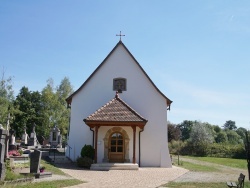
[66,39,172,168]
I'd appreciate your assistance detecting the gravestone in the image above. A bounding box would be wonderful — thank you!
[49,125,62,148]
[0,126,8,181]
[21,126,29,145]
[30,149,41,173]
[8,129,16,151]
[5,113,11,159]
[28,123,38,147]
[30,149,52,179]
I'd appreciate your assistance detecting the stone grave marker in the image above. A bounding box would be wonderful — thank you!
[30,149,52,179]
[28,123,38,147]
[49,124,62,148]
[21,126,29,145]
[8,129,16,151]
[0,126,8,181]
[30,149,41,173]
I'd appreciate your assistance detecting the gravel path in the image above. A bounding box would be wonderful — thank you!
[14,157,248,187]
[56,163,188,188]
[172,157,248,182]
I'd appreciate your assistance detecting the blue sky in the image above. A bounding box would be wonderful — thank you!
[1,1,250,129]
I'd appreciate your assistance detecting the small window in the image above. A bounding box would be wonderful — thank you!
[53,132,57,141]
[113,78,126,93]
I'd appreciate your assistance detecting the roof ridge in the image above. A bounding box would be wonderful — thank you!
[84,93,148,122]
[115,94,147,121]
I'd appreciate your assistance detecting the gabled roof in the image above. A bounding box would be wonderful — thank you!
[84,92,148,129]
[84,92,148,123]
[66,41,172,107]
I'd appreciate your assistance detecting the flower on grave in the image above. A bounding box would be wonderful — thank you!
[39,166,45,173]
[8,150,21,156]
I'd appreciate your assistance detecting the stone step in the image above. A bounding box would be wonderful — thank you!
[34,172,52,179]
[9,155,29,165]
[90,163,139,171]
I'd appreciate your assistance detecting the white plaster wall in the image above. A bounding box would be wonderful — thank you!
[67,43,171,167]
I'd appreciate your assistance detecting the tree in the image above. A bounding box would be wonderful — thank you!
[40,78,60,137]
[56,77,73,137]
[168,122,181,142]
[12,87,43,137]
[40,77,73,138]
[178,120,194,140]
[236,127,247,142]
[0,71,14,127]
[226,129,241,144]
[10,77,73,139]
[189,121,214,156]
[56,77,73,105]
[213,125,221,133]
[215,131,228,143]
[189,121,214,145]
[223,120,237,130]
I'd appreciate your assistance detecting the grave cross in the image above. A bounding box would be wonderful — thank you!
[116,31,125,41]
[6,113,11,130]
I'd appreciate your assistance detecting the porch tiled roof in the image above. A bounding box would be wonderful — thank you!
[84,93,148,123]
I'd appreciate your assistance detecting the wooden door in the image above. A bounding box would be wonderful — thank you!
[109,132,124,162]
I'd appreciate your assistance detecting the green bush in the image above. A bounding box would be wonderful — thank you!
[169,141,246,159]
[76,156,93,169]
[207,143,245,159]
[179,142,209,157]
[81,145,94,159]
[18,149,24,156]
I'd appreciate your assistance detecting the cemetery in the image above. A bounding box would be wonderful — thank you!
[0,115,69,186]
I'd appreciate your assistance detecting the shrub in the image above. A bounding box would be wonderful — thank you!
[81,145,94,159]
[169,140,185,155]
[18,149,23,156]
[76,156,93,169]
[207,143,246,159]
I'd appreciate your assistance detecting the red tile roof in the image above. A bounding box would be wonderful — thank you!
[84,92,148,123]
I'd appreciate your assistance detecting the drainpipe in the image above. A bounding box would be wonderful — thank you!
[90,128,94,147]
[67,104,71,138]
[139,128,144,167]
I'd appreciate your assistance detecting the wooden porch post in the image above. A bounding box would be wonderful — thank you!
[94,126,99,163]
[132,126,136,164]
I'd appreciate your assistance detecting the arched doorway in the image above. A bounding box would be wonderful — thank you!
[109,132,124,162]
[103,127,130,163]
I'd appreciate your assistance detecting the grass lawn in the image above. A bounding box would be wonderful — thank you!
[1,159,84,187]
[166,182,250,188]
[3,179,84,188]
[183,156,247,169]
[164,156,248,188]
[172,158,219,172]
[40,160,66,175]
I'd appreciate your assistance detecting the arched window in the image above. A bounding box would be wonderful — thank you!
[110,132,123,152]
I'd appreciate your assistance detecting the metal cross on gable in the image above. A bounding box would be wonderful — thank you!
[116,31,125,41]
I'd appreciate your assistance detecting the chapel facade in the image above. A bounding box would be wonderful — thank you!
[66,40,172,167]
